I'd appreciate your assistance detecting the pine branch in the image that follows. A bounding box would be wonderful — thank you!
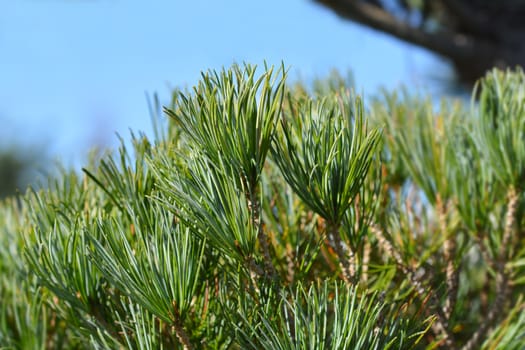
[285,243,295,284]
[371,224,455,348]
[461,187,518,350]
[461,266,509,350]
[172,302,193,350]
[361,238,371,284]
[437,197,458,321]
[248,186,278,282]
[501,186,518,260]
[327,222,355,283]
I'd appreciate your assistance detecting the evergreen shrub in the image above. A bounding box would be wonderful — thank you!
[1,64,525,349]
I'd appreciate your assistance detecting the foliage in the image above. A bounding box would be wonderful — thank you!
[1,64,525,349]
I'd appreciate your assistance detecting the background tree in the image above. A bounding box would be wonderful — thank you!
[0,146,46,199]
[314,0,525,85]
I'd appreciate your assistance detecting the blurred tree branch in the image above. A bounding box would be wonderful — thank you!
[314,0,525,84]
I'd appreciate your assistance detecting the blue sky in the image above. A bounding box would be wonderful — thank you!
[1,0,441,165]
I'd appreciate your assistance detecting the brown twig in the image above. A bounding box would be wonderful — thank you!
[247,184,278,282]
[362,238,371,284]
[285,243,295,284]
[327,222,354,283]
[437,196,459,321]
[501,187,518,260]
[371,224,455,348]
[172,301,193,350]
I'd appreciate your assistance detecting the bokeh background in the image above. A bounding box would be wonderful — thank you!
[0,0,471,197]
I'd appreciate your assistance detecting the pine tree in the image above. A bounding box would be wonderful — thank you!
[1,64,525,349]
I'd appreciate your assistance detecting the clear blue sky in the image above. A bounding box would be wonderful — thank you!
[1,0,440,165]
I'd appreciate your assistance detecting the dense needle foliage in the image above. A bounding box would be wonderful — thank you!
[1,64,525,349]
